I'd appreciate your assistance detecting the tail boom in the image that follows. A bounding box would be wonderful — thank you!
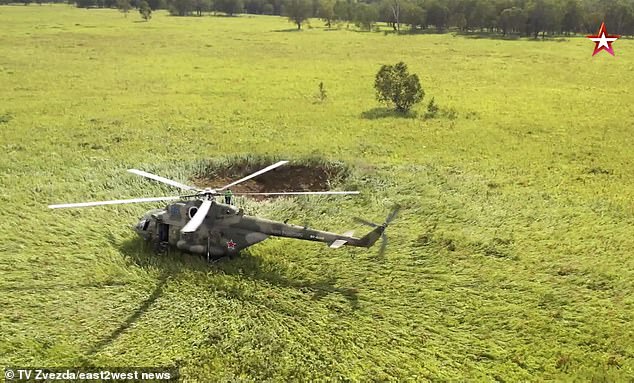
[354,225,386,248]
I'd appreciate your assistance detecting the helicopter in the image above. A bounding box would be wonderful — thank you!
[49,161,399,261]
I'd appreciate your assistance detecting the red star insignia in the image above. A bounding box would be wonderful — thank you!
[226,240,237,250]
[587,22,620,56]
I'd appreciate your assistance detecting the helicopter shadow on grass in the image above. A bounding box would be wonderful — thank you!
[84,234,360,357]
[211,248,360,310]
[113,234,360,313]
[83,274,170,361]
[80,234,174,360]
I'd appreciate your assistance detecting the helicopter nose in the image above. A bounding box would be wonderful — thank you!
[134,217,151,237]
[133,220,143,234]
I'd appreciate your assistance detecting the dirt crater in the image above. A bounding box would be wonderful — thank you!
[190,157,351,198]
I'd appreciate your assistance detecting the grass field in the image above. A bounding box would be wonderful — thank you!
[1,5,633,381]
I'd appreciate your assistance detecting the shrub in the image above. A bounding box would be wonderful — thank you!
[139,0,152,19]
[424,98,459,120]
[424,97,438,119]
[316,81,327,102]
[0,113,12,124]
[374,61,424,113]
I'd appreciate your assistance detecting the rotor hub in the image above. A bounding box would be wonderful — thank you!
[201,188,217,198]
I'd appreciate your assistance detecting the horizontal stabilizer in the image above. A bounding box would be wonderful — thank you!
[329,239,348,249]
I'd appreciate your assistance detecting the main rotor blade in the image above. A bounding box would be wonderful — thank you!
[234,191,360,196]
[181,199,212,233]
[48,196,182,209]
[217,161,289,191]
[128,169,199,191]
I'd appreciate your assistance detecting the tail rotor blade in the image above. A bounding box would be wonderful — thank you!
[378,233,388,259]
[377,205,400,258]
[353,217,379,227]
[362,205,400,258]
[385,205,401,225]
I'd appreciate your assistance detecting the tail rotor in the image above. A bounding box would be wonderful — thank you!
[354,205,400,258]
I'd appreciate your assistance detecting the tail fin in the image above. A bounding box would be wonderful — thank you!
[358,225,386,248]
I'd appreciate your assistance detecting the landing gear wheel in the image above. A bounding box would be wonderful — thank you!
[155,241,169,256]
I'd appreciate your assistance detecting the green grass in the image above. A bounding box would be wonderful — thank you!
[1,5,633,381]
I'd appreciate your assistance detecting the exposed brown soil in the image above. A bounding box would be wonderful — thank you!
[190,163,341,198]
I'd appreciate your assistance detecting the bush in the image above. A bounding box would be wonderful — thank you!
[116,0,131,15]
[424,97,438,119]
[283,0,312,29]
[424,97,459,120]
[139,0,152,19]
[316,81,327,102]
[0,113,13,124]
[374,61,424,113]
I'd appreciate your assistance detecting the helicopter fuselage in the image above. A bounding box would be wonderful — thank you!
[49,162,396,259]
[134,200,384,258]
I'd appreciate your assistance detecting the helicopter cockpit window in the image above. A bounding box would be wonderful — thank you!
[188,207,198,219]
[142,220,150,231]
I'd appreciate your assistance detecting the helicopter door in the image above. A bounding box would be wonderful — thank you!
[158,223,169,242]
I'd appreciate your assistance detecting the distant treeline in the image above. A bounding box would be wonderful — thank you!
[3,0,633,37]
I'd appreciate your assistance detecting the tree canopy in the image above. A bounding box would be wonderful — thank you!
[283,0,312,29]
[51,0,634,37]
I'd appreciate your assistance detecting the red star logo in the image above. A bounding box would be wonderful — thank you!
[587,22,620,56]
[226,240,237,250]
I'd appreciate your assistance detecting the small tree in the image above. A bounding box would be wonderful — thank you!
[426,1,449,32]
[333,0,352,25]
[117,0,132,16]
[389,0,400,31]
[401,2,426,30]
[139,0,152,19]
[284,0,312,29]
[168,0,194,15]
[194,0,211,15]
[374,62,424,113]
[353,3,378,30]
[215,0,243,15]
[318,0,335,27]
